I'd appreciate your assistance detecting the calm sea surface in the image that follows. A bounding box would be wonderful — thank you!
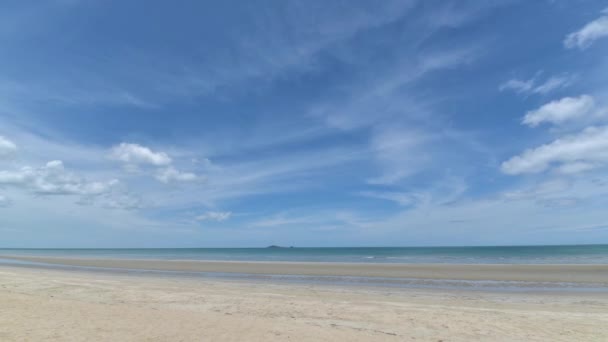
[2,245,608,264]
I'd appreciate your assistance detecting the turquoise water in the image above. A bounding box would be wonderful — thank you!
[2,244,608,264]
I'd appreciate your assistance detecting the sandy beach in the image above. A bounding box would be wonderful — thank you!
[1,261,608,341]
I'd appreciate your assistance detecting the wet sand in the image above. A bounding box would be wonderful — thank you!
[2,254,608,283]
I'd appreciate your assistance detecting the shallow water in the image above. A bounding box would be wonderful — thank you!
[2,245,608,264]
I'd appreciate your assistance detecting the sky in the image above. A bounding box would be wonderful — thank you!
[1,0,608,248]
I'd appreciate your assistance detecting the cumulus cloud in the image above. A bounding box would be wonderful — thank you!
[155,167,199,183]
[500,74,574,96]
[109,143,203,184]
[195,211,232,222]
[109,143,172,166]
[564,11,608,49]
[0,136,17,158]
[0,160,118,196]
[501,126,608,175]
[522,95,596,127]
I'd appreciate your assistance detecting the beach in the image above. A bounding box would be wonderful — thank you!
[3,254,608,283]
[1,258,608,341]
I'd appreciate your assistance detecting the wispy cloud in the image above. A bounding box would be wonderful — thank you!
[358,191,415,206]
[196,211,232,222]
[367,127,434,185]
[360,183,608,245]
[0,135,17,158]
[313,47,480,131]
[363,175,468,208]
[0,194,11,208]
[564,9,608,49]
[1,1,419,112]
[500,73,575,96]
[502,126,608,175]
[251,210,369,231]
[522,95,596,127]
[308,44,482,186]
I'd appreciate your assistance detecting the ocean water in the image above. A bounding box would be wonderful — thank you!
[2,244,608,264]
[2,245,608,292]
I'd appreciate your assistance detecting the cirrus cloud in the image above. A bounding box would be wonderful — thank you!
[500,74,574,96]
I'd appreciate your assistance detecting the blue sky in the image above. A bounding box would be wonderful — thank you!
[1,0,608,247]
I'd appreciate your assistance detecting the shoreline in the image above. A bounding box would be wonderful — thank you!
[2,254,608,284]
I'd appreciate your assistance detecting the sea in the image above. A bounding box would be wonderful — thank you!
[2,245,608,292]
[1,244,608,264]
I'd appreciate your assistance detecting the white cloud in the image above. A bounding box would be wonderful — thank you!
[358,176,608,245]
[500,74,574,96]
[110,143,201,184]
[250,210,366,230]
[0,136,17,158]
[0,195,11,208]
[155,167,199,183]
[98,193,145,211]
[501,126,608,175]
[109,143,172,166]
[195,211,232,222]
[358,191,414,206]
[313,47,480,131]
[522,95,596,127]
[556,161,596,174]
[564,12,608,49]
[0,160,118,196]
[499,78,534,94]
[501,175,608,211]
[252,215,311,228]
[367,128,432,185]
[362,176,467,209]
[503,179,570,201]
[533,76,574,94]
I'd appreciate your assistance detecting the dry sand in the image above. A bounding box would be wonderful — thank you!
[1,265,608,341]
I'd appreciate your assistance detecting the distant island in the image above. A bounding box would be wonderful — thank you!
[266,245,294,249]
